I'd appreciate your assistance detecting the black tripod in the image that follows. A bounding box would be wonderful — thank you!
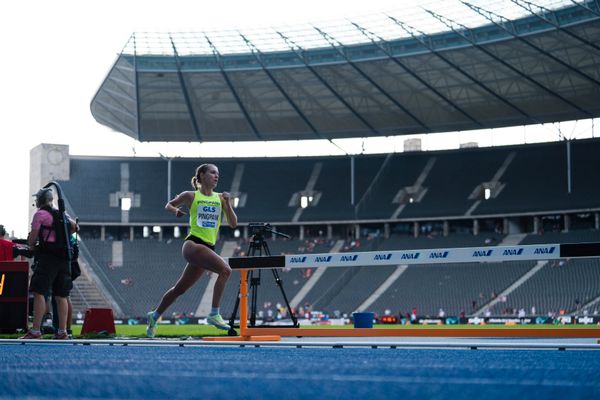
[227,223,299,336]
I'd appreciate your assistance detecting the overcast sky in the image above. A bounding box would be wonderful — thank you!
[0,0,596,237]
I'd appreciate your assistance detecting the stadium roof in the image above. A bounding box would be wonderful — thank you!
[91,0,600,142]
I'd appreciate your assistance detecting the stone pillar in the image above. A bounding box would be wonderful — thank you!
[533,216,540,234]
[443,221,449,237]
[100,226,105,241]
[355,224,360,240]
[129,226,134,241]
[158,227,163,241]
[299,225,305,240]
[327,224,333,240]
[595,213,600,230]
[563,214,571,233]
[384,223,390,239]
[413,221,419,238]
[473,219,479,236]
[29,144,70,224]
[243,225,249,240]
[503,218,509,235]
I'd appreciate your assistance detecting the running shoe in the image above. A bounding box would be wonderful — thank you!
[207,313,230,330]
[53,331,70,340]
[146,311,159,338]
[20,330,42,339]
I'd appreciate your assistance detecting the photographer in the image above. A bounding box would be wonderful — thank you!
[0,225,35,261]
[20,188,77,340]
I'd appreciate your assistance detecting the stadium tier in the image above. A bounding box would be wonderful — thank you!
[49,138,600,320]
[58,139,600,224]
[367,261,536,317]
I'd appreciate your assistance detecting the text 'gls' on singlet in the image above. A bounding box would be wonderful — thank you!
[187,191,222,246]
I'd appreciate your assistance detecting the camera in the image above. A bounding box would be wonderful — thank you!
[248,222,273,232]
[248,222,291,239]
[13,244,33,259]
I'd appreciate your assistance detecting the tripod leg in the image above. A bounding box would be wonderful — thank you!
[271,268,299,328]
[249,270,260,327]
[261,237,299,328]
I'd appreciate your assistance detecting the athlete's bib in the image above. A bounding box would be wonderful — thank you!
[197,204,221,229]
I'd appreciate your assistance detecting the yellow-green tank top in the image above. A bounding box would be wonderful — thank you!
[187,191,221,245]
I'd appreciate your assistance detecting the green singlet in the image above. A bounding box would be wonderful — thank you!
[186,191,222,246]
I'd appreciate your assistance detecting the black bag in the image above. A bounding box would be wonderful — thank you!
[71,259,81,281]
[70,241,81,281]
[37,207,70,259]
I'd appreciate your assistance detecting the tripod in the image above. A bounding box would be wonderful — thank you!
[227,223,299,336]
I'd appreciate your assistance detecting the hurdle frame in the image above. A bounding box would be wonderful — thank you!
[204,242,600,341]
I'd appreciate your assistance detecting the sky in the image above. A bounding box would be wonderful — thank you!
[0,0,596,238]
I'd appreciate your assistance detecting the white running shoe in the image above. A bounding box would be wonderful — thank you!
[206,313,230,330]
[146,311,159,338]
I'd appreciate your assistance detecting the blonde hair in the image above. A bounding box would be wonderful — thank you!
[191,164,213,190]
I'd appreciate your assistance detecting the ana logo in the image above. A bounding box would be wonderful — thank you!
[429,251,449,259]
[502,248,524,256]
[473,250,493,257]
[534,247,555,254]
[202,206,216,212]
[373,253,392,261]
[340,255,358,262]
[290,256,307,263]
[315,256,332,262]
[400,252,420,260]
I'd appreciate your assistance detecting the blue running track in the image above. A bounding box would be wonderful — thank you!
[1,344,599,399]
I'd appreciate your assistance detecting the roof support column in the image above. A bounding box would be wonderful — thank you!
[169,34,203,142]
[204,34,262,140]
[314,26,431,132]
[387,15,538,124]
[426,9,592,118]
[351,21,482,128]
[277,31,379,135]
[239,33,322,139]
[462,1,600,88]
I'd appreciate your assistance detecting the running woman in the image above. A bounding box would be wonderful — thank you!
[146,163,237,337]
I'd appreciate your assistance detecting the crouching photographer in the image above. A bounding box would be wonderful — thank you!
[20,187,77,340]
[0,225,33,261]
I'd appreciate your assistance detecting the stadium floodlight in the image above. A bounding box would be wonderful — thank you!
[484,188,491,200]
[300,196,309,209]
[300,194,315,208]
[120,197,132,211]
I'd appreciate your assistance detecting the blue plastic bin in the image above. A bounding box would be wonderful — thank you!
[353,312,374,328]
